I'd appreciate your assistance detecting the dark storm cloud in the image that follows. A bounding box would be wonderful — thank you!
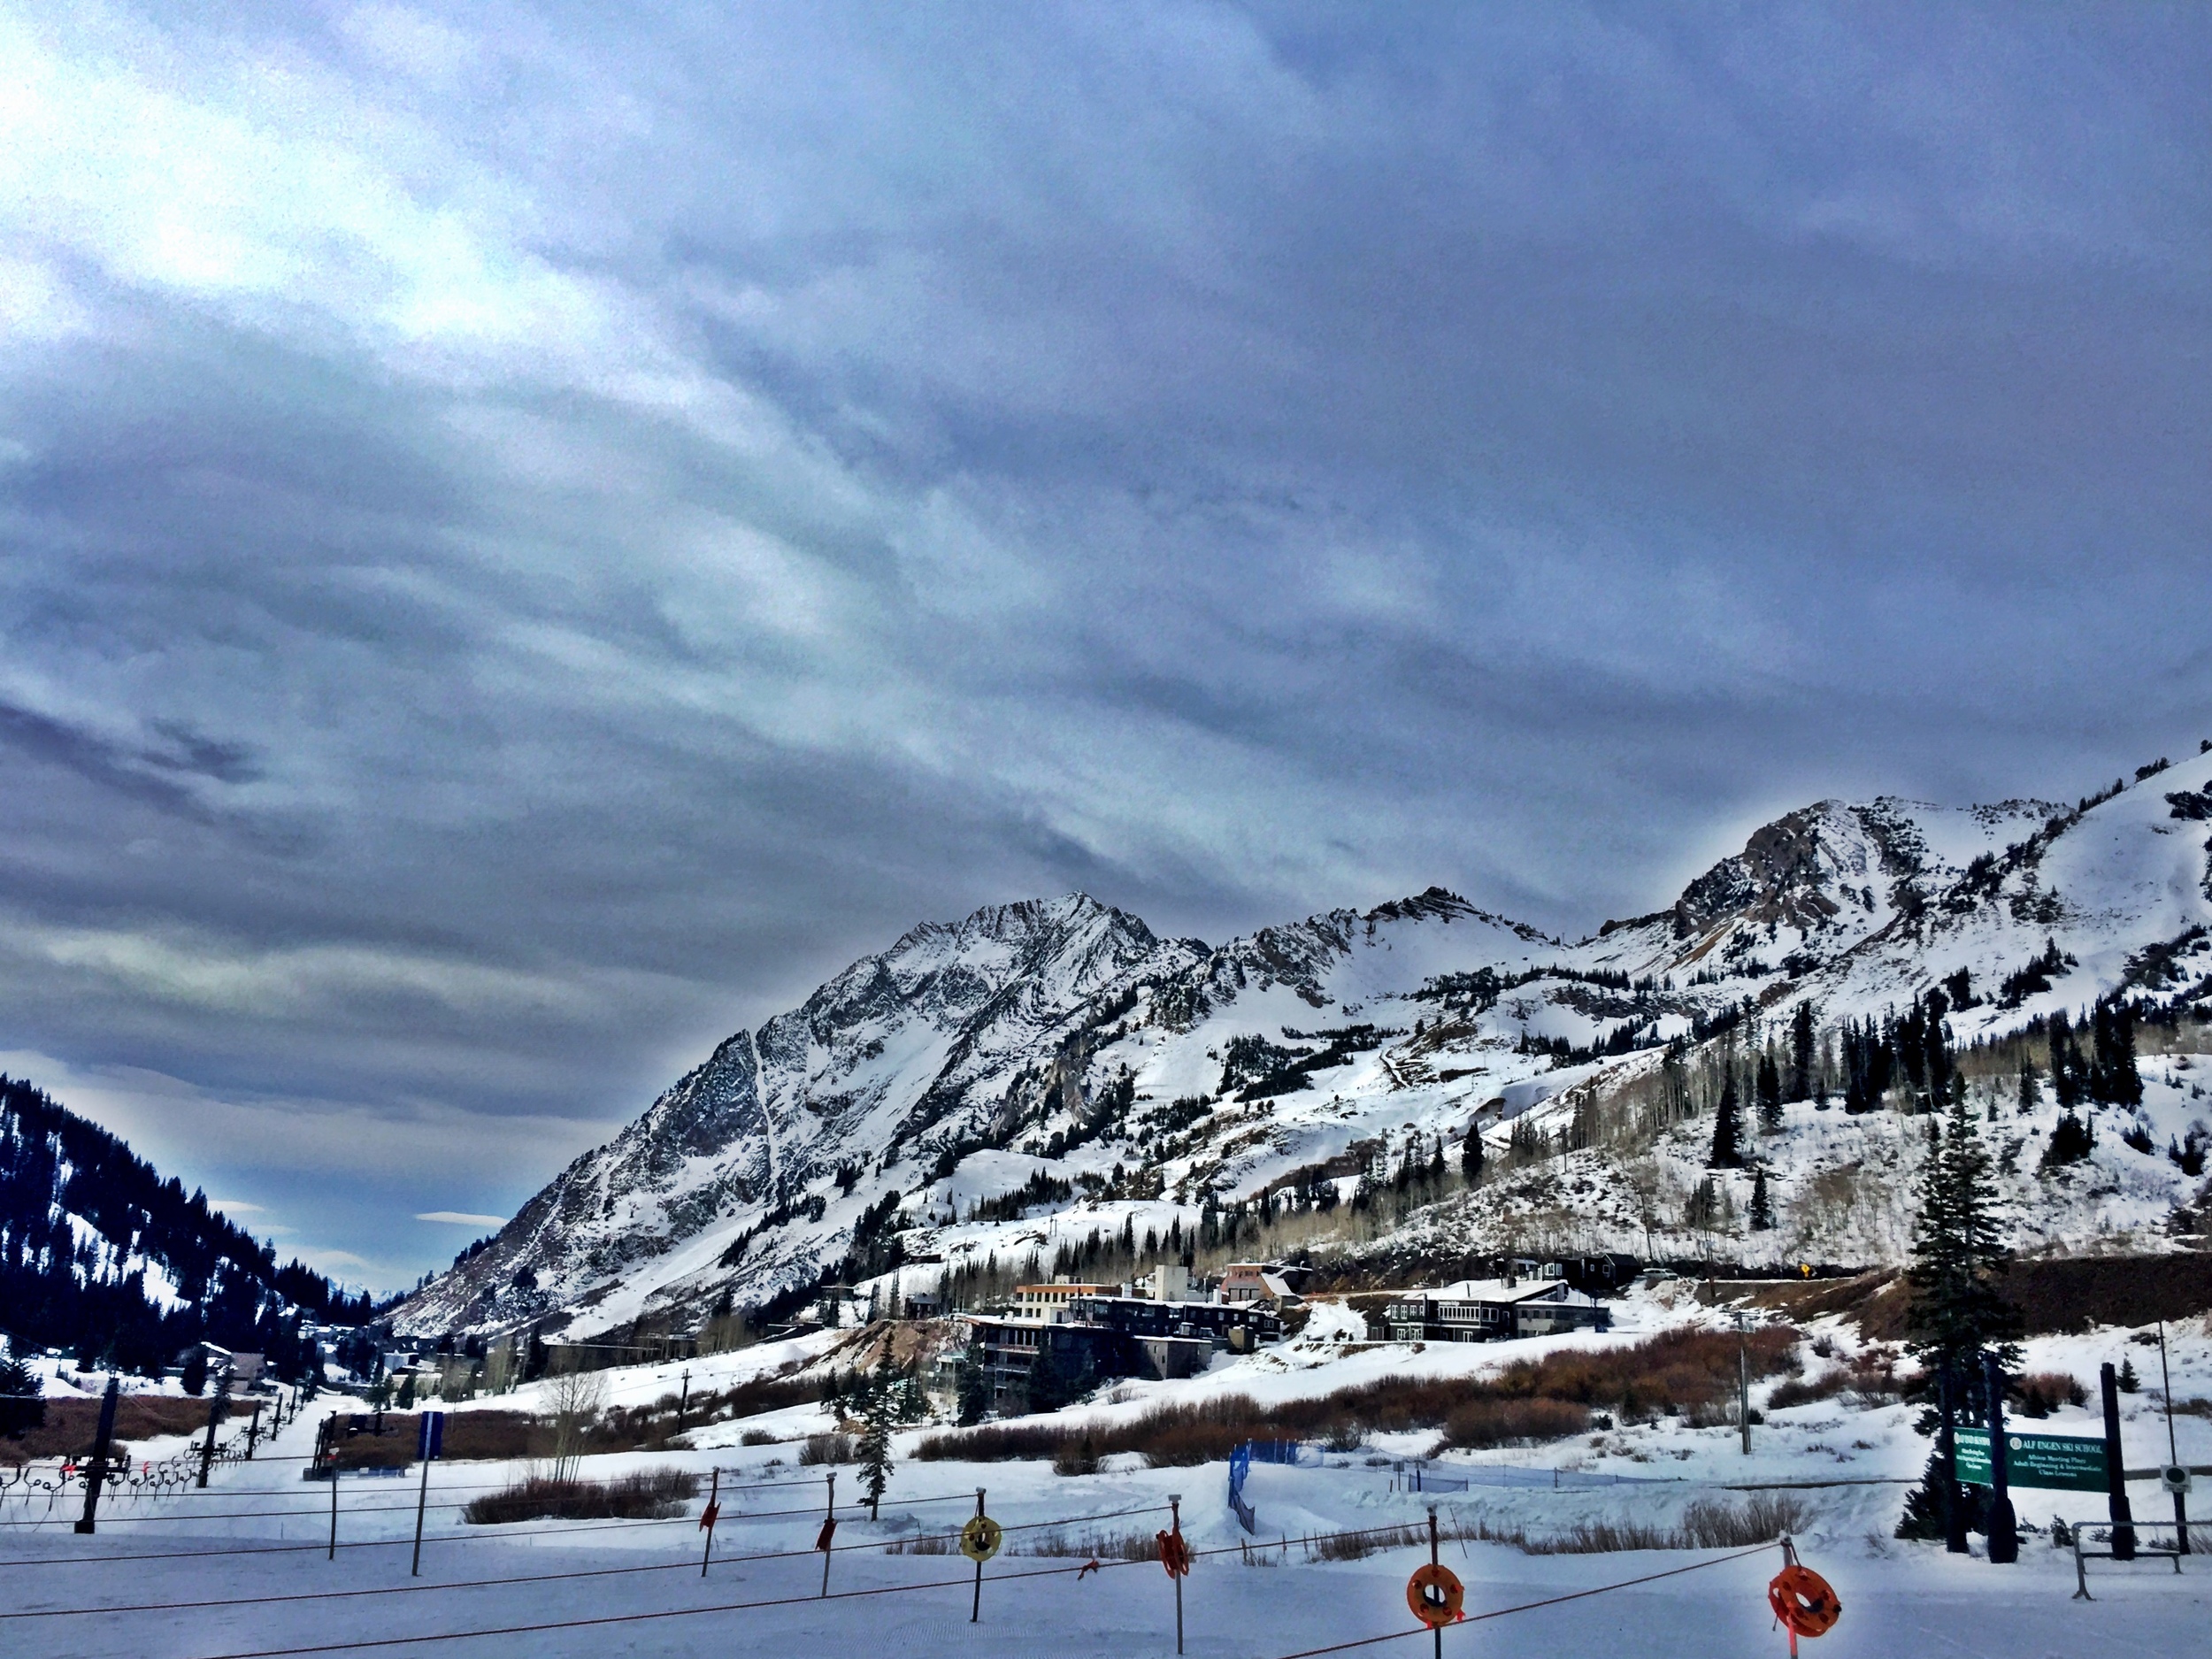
[3,2,2208,1284]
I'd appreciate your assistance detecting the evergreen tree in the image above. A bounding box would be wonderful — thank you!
[180,1348,208,1397]
[2088,997,2143,1107]
[2039,1110,2093,1171]
[1895,1449,1988,1541]
[1709,1071,1745,1168]
[1905,1088,2022,1425]
[1747,1166,1774,1232]
[1755,1053,1783,1133]
[855,1374,896,1518]
[1685,1175,1721,1233]
[2016,1057,2039,1117]
[2048,1011,2085,1110]
[2117,1356,2140,1393]
[0,1356,44,1434]
[956,1337,991,1425]
[1460,1121,1486,1185]
[1787,1002,1816,1102]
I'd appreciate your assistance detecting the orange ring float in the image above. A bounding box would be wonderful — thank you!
[1406,1563,1464,1629]
[1156,1528,1192,1578]
[1767,1563,1841,1640]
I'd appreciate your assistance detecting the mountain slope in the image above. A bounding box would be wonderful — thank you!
[397,746,2212,1341]
[0,1076,369,1372]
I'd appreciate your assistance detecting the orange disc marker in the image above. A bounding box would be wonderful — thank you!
[1156,1526,1192,1578]
[1767,1563,1841,1655]
[1407,1562,1464,1628]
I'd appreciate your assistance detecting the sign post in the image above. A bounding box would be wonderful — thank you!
[1983,1354,2017,1563]
[1938,1364,1967,1555]
[2101,1363,2136,1560]
[2158,1322,2190,1555]
[411,1410,444,1578]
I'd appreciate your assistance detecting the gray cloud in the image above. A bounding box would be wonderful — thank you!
[3,3,2209,1285]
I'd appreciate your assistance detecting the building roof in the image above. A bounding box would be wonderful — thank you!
[1402,1278,1601,1307]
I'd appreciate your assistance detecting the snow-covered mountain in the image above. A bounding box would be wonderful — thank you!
[396,746,2212,1340]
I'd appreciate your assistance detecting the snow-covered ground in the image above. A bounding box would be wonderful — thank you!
[9,1302,2208,1656]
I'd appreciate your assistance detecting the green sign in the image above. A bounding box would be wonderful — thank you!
[1954,1427,2108,1493]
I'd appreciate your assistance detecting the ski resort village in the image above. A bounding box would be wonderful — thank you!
[7,747,2212,1655]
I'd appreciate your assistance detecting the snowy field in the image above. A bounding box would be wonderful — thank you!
[8,1303,2209,1657]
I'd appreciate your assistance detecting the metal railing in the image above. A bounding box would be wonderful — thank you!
[2065,1516,2186,1601]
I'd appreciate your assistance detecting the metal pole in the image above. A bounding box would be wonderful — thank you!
[972,1487,987,1624]
[701,1468,718,1577]
[73,1377,119,1534]
[1428,1505,1442,1659]
[247,1400,264,1460]
[1939,1363,1966,1554]
[821,1471,836,1597]
[2159,1321,2189,1555]
[1170,1492,1183,1655]
[410,1455,430,1577]
[196,1392,223,1488]
[1739,1316,1752,1456]
[1984,1352,2017,1563]
[2101,1362,2136,1561]
[678,1368,690,1437]
[327,1463,339,1561]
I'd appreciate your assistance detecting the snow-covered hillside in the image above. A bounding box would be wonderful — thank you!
[397,747,2212,1341]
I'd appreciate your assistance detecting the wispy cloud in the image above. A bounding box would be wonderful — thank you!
[3,4,2208,1286]
[415,1210,505,1226]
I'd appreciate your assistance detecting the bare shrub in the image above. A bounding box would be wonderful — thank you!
[542,1363,608,1485]
[1441,1397,1589,1448]
[1052,1433,1102,1476]
[740,1428,780,1447]
[1680,1493,1811,1548]
[1766,1373,1849,1411]
[2016,1371,2088,1417]
[463,1469,698,1525]
[916,1325,1801,1467]
[799,1432,855,1465]
[1309,1525,1425,1562]
[1522,1518,1678,1554]
[1012,1527,1156,1560]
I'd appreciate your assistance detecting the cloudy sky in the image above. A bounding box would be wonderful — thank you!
[4,4,2208,1289]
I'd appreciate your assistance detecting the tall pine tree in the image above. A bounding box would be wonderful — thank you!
[1460,1121,1486,1185]
[1787,1002,1816,1102]
[1709,1071,1746,1169]
[1905,1087,2021,1425]
[855,1371,897,1518]
[1755,1053,1784,1133]
[1747,1166,1774,1231]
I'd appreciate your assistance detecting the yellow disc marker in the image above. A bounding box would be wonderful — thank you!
[960,1514,1003,1563]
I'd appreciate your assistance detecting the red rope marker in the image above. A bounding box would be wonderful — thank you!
[1156,1525,1192,1578]
[1766,1538,1840,1658]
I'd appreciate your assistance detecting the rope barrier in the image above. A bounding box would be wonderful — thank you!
[0,1502,1175,1621]
[1262,1541,1778,1659]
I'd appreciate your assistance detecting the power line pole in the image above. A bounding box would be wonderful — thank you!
[73,1377,119,1534]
